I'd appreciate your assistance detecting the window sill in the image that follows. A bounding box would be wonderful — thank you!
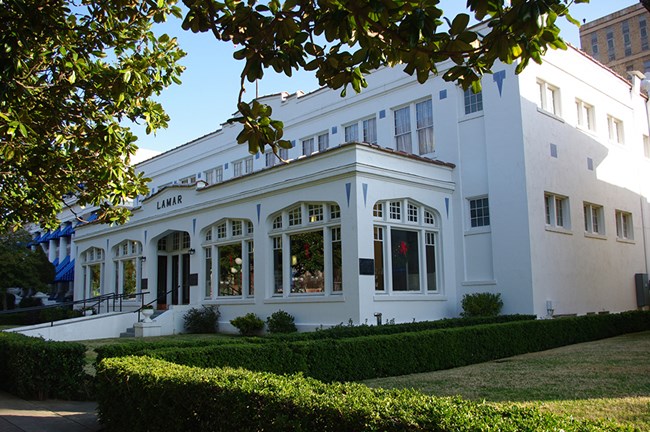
[461,280,497,287]
[373,293,447,301]
[464,227,491,236]
[459,111,484,123]
[264,295,346,304]
[584,232,607,240]
[576,125,597,136]
[545,226,572,235]
[616,237,635,244]
[203,298,255,305]
[537,107,564,123]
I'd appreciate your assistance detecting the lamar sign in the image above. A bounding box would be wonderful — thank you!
[157,194,183,210]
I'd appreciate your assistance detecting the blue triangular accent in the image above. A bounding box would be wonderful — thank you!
[193,218,196,235]
[346,183,351,207]
[445,198,450,218]
[494,70,506,97]
[257,204,261,224]
[362,183,368,207]
[144,230,147,244]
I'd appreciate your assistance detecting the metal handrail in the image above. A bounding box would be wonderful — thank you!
[135,287,176,322]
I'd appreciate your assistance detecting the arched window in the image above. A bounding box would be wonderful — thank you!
[269,202,342,296]
[203,219,254,298]
[113,240,142,299]
[373,200,440,293]
[82,247,104,299]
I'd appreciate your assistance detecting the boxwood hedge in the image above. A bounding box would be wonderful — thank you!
[0,332,87,399]
[144,311,650,382]
[96,356,632,432]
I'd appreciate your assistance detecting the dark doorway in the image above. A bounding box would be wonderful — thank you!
[157,256,167,308]
[182,253,190,304]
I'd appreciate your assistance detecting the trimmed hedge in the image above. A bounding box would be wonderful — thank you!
[0,332,87,400]
[96,356,631,432]
[146,311,650,382]
[94,314,534,366]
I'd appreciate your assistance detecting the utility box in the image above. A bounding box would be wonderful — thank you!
[635,273,649,307]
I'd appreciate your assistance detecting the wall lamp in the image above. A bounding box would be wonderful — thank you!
[139,256,147,262]
[188,248,196,255]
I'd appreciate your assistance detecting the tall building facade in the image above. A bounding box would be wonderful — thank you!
[579,3,650,76]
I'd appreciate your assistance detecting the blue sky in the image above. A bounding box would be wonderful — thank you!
[133,0,639,153]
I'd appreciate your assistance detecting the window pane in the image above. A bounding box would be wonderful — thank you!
[344,124,359,142]
[332,227,342,292]
[247,241,254,296]
[273,237,283,294]
[363,117,377,144]
[205,247,213,298]
[425,232,436,291]
[391,229,420,291]
[218,243,243,296]
[374,227,384,291]
[90,263,101,297]
[123,259,136,298]
[394,107,412,152]
[290,230,324,293]
[416,99,434,154]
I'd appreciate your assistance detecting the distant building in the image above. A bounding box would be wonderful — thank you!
[580,3,650,76]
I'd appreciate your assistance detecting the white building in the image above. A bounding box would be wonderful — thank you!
[35,43,650,334]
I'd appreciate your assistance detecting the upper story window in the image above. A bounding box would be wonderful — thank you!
[575,99,595,131]
[82,247,104,298]
[393,98,434,155]
[469,197,490,228]
[464,88,483,115]
[644,135,650,159]
[615,210,633,241]
[179,175,196,185]
[607,115,624,144]
[394,106,411,152]
[606,29,615,61]
[344,123,359,143]
[266,151,276,168]
[641,18,649,51]
[583,202,604,236]
[318,133,329,151]
[362,117,377,144]
[537,80,560,116]
[415,99,434,154]
[244,156,253,174]
[233,160,243,177]
[591,34,599,58]
[215,166,223,183]
[279,147,289,161]
[544,192,570,230]
[302,137,314,156]
[622,20,632,57]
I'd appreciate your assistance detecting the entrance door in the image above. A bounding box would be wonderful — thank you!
[157,256,168,307]
[182,253,190,304]
[171,255,179,305]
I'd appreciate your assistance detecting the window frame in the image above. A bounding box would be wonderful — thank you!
[607,115,624,144]
[583,202,605,237]
[575,99,595,132]
[268,202,343,297]
[615,210,634,241]
[544,192,571,231]
[468,196,490,229]
[536,79,561,116]
[463,88,483,115]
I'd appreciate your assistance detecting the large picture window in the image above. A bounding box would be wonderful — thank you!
[270,202,342,296]
[373,200,440,293]
[114,240,142,299]
[82,247,104,299]
[203,219,254,298]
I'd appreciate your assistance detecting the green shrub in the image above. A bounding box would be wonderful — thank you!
[0,333,87,400]
[266,310,297,334]
[96,356,629,432]
[230,313,264,336]
[18,296,43,308]
[183,305,220,333]
[148,311,650,383]
[461,292,503,317]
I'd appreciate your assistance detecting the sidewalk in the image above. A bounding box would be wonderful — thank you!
[0,391,101,432]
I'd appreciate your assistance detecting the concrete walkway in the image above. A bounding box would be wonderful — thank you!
[0,391,101,432]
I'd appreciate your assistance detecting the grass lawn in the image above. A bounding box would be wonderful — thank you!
[363,331,650,430]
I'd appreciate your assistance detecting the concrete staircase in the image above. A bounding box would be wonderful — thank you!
[119,311,164,338]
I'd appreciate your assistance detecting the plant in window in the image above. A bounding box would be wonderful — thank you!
[266,310,297,334]
[230,312,265,336]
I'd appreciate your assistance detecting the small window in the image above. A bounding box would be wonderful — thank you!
[308,204,323,223]
[545,192,570,229]
[591,34,599,58]
[416,99,434,154]
[583,203,604,235]
[232,220,243,237]
[205,229,213,242]
[279,147,289,161]
[607,115,624,144]
[622,20,632,57]
[424,210,435,225]
[606,29,615,61]
[464,88,483,115]
[330,204,341,220]
[302,138,314,156]
[344,123,359,143]
[389,201,401,220]
[215,166,223,183]
[318,133,329,151]
[373,203,384,218]
[244,156,253,174]
[363,117,377,144]
[537,80,560,116]
[272,215,283,230]
[644,135,650,159]
[216,223,227,239]
[615,210,633,240]
[233,160,243,177]
[265,152,276,168]
[394,106,412,152]
[575,99,594,131]
[288,207,302,226]
[469,197,490,228]
[407,203,418,222]
[641,18,649,51]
